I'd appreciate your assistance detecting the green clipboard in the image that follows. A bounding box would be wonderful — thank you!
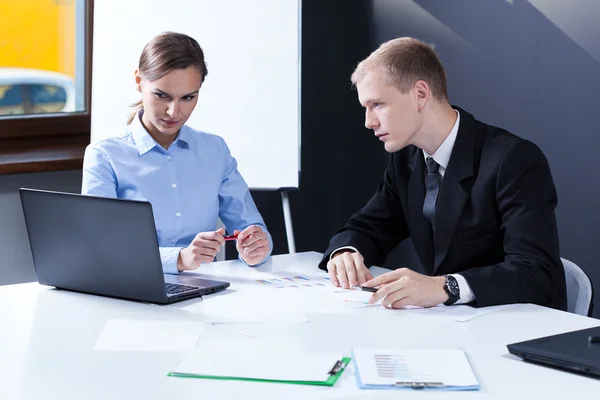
[167,356,351,386]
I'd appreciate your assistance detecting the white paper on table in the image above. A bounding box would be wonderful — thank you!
[399,304,510,322]
[333,289,381,308]
[193,288,355,322]
[93,319,203,352]
[253,272,332,289]
[171,351,344,382]
[203,310,308,324]
[195,291,309,323]
[195,335,305,354]
[270,288,356,314]
[451,304,510,322]
[352,348,479,387]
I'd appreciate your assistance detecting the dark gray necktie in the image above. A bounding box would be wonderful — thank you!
[423,157,441,230]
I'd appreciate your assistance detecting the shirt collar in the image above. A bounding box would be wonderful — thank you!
[130,109,191,156]
[423,109,460,170]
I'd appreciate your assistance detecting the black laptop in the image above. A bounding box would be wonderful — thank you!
[507,326,600,378]
[19,188,229,304]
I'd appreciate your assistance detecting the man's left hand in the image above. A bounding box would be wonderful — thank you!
[235,225,270,266]
[364,268,449,309]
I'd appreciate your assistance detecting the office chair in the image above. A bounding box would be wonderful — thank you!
[561,257,594,317]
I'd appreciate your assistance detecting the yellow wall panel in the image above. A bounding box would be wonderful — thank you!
[0,0,75,77]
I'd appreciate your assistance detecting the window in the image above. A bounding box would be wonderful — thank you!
[0,79,74,116]
[0,0,93,174]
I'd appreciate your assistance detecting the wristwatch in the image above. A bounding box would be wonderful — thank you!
[443,275,460,305]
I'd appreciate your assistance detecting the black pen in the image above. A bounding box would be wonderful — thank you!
[360,286,378,293]
[588,336,600,344]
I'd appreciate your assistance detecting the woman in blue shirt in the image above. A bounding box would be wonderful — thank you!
[82,32,272,274]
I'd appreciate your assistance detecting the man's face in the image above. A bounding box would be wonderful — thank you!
[356,69,421,153]
[136,66,202,141]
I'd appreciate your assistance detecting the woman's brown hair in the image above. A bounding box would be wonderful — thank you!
[128,31,208,124]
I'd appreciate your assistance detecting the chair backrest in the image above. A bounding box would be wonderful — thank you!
[562,257,594,316]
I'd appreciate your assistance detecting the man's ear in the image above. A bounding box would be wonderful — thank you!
[134,69,142,93]
[414,80,430,111]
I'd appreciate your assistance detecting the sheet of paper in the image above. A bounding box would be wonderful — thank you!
[254,274,332,289]
[93,319,203,352]
[171,351,344,382]
[195,335,305,354]
[451,304,510,322]
[177,288,356,322]
[353,348,479,388]
[203,309,308,324]
[333,288,381,308]
[400,304,510,322]
[170,291,308,323]
[261,287,357,314]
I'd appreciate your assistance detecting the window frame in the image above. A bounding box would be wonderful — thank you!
[0,0,94,175]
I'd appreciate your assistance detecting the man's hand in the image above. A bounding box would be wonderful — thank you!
[177,228,226,271]
[236,225,270,266]
[364,268,449,308]
[326,250,373,289]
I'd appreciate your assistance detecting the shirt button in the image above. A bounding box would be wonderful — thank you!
[167,156,172,161]
[172,183,177,189]
[176,212,181,217]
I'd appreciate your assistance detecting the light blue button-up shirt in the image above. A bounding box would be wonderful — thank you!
[82,110,272,274]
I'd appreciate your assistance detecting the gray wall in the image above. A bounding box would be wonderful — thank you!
[372,0,600,315]
[0,170,82,285]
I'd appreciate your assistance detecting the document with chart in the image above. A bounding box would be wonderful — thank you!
[352,348,480,390]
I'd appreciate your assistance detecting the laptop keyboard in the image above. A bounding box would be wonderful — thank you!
[165,283,198,295]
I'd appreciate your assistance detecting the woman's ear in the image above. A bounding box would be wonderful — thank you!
[134,69,142,93]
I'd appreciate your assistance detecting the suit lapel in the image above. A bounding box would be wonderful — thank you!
[433,110,476,272]
[407,150,434,273]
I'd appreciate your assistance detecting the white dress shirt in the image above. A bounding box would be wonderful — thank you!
[332,109,475,305]
[422,110,474,304]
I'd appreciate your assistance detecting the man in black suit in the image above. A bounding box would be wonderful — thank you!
[319,37,566,310]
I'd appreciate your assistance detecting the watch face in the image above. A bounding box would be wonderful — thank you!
[448,277,460,296]
[444,275,460,306]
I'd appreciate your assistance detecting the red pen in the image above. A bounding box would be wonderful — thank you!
[223,234,238,241]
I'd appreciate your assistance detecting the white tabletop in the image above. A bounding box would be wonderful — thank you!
[1,251,599,399]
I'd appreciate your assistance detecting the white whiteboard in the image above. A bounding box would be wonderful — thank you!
[91,0,300,189]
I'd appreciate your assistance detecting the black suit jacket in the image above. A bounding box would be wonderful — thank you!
[319,107,566,310]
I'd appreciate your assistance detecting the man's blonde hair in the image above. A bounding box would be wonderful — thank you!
[351,37,448,102]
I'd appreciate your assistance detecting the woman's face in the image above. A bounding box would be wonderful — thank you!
[135,66,203,145]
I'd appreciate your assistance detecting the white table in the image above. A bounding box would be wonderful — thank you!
[1,251,599,399]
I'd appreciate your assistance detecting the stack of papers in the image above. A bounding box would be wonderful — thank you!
[352,348,479,390]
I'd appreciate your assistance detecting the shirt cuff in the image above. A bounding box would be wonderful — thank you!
[451,273,475,304]
[330,246,359,260]
[159,247,183,275]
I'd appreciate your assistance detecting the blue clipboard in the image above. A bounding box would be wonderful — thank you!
[351,348,480,391]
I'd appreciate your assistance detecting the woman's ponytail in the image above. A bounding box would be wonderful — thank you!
[127,99,143,125]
